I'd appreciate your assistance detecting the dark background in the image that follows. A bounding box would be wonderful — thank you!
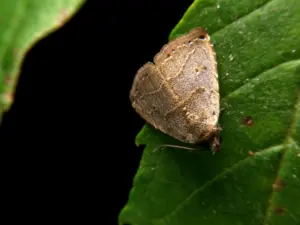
[0,0,193,224]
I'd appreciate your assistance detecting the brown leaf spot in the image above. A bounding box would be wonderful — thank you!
[272,179,286,191]
[242,116,253,126]
[58,8,69,26]
[4,76,12,85]
[248,151,255,156]
[274,207,285,216]
[2,92,13,104]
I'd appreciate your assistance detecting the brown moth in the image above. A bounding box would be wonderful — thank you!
[130,27,220,151]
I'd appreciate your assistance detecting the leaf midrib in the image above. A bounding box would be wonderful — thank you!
[263,90,300,225]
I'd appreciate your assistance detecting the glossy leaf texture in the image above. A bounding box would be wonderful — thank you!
[0,0,86,124]
[120,0,300,225]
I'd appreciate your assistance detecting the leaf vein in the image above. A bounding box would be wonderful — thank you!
[210,0,273,37]
[156,144,282,223]
[263,87,300,225]
[221,59,300,102]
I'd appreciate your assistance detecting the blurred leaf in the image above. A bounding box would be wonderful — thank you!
[0,0,86,123]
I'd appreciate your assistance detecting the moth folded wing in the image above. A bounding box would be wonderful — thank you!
[162,86,219,145]
[153,27,208,65]
[187,89,220,143]
[162,35,219,106]
[165,41,220,143]
[129,62,183,139]
[129,62,167,130]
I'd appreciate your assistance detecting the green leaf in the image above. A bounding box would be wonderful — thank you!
[0,0,86,124]
[119,0,300,224]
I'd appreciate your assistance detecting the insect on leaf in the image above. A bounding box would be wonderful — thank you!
[120,0,300,224]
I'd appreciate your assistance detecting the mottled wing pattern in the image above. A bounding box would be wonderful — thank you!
[130,62,186,140]
[154,27,208,65]
[130,27,220,144]
[160,34,219,127]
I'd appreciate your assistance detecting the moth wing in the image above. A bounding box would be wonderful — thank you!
[155,27,219,143]
[153,27,208,73]
[130,62,176,131]
[130,27,220,144]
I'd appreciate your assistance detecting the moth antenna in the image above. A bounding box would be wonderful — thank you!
[153,144,206,152]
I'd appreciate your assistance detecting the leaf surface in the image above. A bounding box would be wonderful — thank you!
[120,0,300,224]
